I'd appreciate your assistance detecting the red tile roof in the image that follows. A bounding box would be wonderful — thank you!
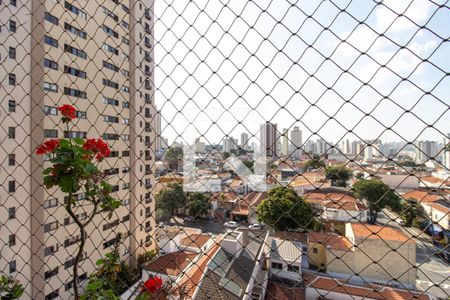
[180,234,210,249]
[307,275,431,300]
[350,223,413,243]
[308,232,353,251]
[145,252,198,276]
[402,190,445,203]
[265,280,304,300]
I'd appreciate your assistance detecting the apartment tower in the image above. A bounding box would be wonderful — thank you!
[0,0,156,299]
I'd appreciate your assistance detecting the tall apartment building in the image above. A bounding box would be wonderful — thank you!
[154,109,161,150]
[240,132,249,150]
[282,128,289,156]
[0,1,156,299]
[260,122,277,157]
[415,140,438,164]
[290,126,302,159]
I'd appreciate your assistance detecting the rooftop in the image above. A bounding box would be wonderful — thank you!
[350,223,413,243]
[265,280,304,300]
[308,232,353,251]
[181,234,211,249]
[270,238,303,262]
[144,252,198,276]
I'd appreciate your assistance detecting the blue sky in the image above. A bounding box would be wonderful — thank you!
[153,0,450,147]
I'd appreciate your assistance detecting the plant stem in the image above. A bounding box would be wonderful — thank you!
[66,193,98,299]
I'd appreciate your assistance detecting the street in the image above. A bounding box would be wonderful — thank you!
[378,210,450,299]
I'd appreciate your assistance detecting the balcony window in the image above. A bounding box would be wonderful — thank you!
[8,46,15,59]
[44,35,58,48]
[44,58,58,70]
[8,100,16,112]
[9,20,16,32]
[65,1,87,19]
[44,12,59,25]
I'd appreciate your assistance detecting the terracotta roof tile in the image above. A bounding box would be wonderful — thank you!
[180,234,211,249]
[308,232,353,251]
[350,223,413,243]
[144,252,198,276]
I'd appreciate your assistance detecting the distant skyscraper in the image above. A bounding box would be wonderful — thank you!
[342,139,351,155]
[282,128,289,156]
[290,126,302,159]
[416,140,438,164]
[260,122,277,157]
[223,137,238,152]
[195,138,205,153]
[316,139,326,155]
[241,133,249,150]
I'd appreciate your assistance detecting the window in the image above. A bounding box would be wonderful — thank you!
[121,69,129,77]
[102,25,118,38]
[44,267,58,280]
[65,1,86,19]
[121,4,129,12]
[102,6,118,22]
[10,0,17,7]
[8,73,16,85]
[44,129,58,138]
[64,235,80,247]
[123,102,129,108]
[44,58,58,70]
[64,23,87,39]
[122,85,129,93]
[43,198,58,209]
[44,106,58,116]
[122,37,129,45]
[103,235,120,249]
[64,87,86,99]
[44,12,59,25]
[64,131,87,138]
[122,214,130,223]
[102,43,118,55]
[64,44,87,59]
[8,127,15,138]
[8,181,15,193]
[102,96,119,106]
[9,261,16,274]
[103,60,119,72]
[8,154,15,166]
[287,265,299,272]
[75,111,86,119]
[64,66,87,79]
[122,151,130,157]
[122,53,129,61]
[103,133,120,140]
[44,35,58,48]
[122,183,130,190]
[44,245,58,256]
[121,20,129,29]
[312,248,318,254]
[43,82,58,92]
[8,100,16,112]
[8,235,15,246]
[271,262,282,270]
[9,20,16,32]
[122,134,129,141]
[8,207,15,219]
[44,221,58,233]
[45,290,59,300]
[123,118,129,124]
[8,47,15,59]
[103,79,119,89]
[103,115,119,123]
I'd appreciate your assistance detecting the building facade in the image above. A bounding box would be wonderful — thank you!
[0,1,156,298]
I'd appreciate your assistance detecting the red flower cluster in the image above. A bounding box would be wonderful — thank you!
[142,276,163,293]
[82,139,110,160]
[36,139,60,155]
[58,104,76,120]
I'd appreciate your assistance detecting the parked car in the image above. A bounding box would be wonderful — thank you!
[248,223,262,230]
[183,216,195,222]
[395,218,405,226]
[224,221,238,229]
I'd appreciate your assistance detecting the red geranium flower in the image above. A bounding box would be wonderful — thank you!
[142,276,163,293]
[83,139,110,160]
[36,139,60,155]
[58,104,76,121]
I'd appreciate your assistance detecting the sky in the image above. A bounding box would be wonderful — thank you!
[153,0,450,147]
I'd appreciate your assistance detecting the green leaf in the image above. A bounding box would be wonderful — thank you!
[43,167,53,175]
[59,176,79,193]
[43,175,56,189]
[73,137,85,145]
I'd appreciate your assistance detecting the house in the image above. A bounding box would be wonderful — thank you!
[421,199,450,230]
[289,172,329,195]
[304,274,432,300]
[269,238,303,281]
[303,192,368,234]
[333,223,416,287]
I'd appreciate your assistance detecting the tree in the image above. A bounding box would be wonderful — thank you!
[164,147,183,171]
[156,182,186,221]
[186,192,210,218]
[257,186,319,231]
[402,198,425,227]
[303,157,325,171]
[223,152,231,159]
[242,160,254,172]
[352,178,401,224]
[325,164,352,187]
